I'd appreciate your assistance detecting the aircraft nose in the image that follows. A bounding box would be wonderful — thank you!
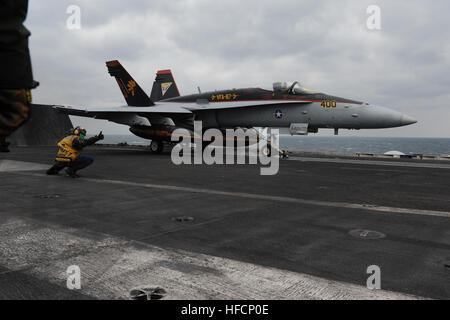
[400,114,417,126]
[361,105,418,128]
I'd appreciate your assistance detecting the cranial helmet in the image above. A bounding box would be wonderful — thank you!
[73,126,87,137]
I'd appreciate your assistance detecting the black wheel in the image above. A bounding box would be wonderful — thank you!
[261,144,271,157]
[202,141,209,152]
[203,136,220,151]
[150,140,164,154]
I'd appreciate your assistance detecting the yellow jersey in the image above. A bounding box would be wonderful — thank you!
[55,135,81,162]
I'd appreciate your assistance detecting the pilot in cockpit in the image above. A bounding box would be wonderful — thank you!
[272,82,318,95]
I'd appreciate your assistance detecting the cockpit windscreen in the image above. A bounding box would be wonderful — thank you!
[273,81,319,95]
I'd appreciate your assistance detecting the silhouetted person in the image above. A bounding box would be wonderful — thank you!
[0,0,38,152]
[47,127,104,178]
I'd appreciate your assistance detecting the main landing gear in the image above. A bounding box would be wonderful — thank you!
[150,140,164,154]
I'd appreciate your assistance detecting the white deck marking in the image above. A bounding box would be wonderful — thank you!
[93,179,450,218]
[0,160,48,172]
[11,170,450,219]
[288,156,450,170]
[0,217,425,300]
[339,167,413,173]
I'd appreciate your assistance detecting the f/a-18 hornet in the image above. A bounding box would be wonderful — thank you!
[54,60,417,153]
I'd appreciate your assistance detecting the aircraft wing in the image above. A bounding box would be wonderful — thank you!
[53,99,311,124]
[54,99,310,117]
[53,104,193,119]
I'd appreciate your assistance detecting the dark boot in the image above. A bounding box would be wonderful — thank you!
[65,168,80,178]
[46,162,66,175]
[46,168,59,175]
[0,137,10,152]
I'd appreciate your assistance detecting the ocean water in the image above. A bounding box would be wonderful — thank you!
[98,135,450,156]
[281,136,450,156]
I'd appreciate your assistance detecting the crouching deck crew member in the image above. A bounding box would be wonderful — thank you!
[46,126,104,178]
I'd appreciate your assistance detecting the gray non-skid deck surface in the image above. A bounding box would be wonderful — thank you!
[0,146,449,299]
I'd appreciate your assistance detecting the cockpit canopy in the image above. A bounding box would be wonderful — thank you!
[273,81,319,95]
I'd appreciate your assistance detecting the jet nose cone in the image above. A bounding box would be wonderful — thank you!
[400,114,417,126]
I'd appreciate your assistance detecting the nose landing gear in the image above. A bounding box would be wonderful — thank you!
[249,127,289,159]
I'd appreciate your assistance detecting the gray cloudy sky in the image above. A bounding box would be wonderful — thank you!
[26,0,449,137]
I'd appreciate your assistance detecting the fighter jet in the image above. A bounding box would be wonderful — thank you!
[54,60,417,153]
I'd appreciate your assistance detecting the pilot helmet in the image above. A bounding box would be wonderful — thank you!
[273,82,288,92]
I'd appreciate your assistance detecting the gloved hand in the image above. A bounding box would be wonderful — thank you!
[97,131,104,140]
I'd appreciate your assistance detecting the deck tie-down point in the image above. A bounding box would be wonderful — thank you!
[130,287,167,300]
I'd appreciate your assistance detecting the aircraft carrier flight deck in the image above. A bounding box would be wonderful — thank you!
[0,146,449,300]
